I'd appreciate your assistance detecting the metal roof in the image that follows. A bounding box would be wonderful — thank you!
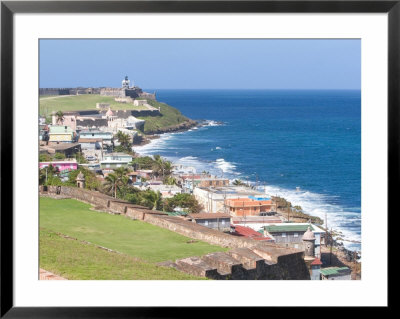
[320,267,350,276]
[265,225,315,232]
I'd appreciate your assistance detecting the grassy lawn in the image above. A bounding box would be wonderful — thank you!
[138,100,190,133]
[40,197,226,264]
[40,228,205,280]
[39,94,147,115]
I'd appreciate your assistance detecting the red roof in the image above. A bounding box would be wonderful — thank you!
[311,258,323,266]
[233,225,272,241]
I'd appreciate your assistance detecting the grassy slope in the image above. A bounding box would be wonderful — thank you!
[39,94,147,115]
[138,100,190,133]
[40,197,226,264]
[40,228,205,280]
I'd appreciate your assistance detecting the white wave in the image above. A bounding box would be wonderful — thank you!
[263,184,361,251]
[215,158,237,174]
[202,120,224,127]
[133,133,177,156]
[215,146,222,150]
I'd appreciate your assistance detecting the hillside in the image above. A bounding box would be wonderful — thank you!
[40,197,226,279]
[138,100,197,134]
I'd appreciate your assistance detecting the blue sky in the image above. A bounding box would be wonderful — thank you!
[40,39,360,90]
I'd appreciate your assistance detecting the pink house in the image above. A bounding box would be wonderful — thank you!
[39,160,78,171]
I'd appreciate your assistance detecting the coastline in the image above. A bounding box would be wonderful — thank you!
[132,119,199,147]
[132,118,361,261]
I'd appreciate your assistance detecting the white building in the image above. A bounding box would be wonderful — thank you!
[193,186,266,213]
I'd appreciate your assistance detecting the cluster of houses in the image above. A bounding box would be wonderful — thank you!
[39,78,351,280]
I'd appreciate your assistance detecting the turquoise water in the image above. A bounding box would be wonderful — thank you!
[135,90,361,251]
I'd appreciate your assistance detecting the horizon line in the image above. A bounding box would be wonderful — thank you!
[39,87,361,91]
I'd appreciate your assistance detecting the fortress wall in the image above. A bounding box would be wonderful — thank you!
[39,88,72,96]
[100,88,126,97]
[139,93,156,100]
[42,186,309,279]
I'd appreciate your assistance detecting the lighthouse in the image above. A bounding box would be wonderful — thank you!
[122,75,131,89]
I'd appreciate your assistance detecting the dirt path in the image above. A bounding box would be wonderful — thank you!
[39,268,67,280]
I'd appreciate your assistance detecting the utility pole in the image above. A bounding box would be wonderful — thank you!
[325,212,328,247]
[329,227,333,265]
[243,201,246,226]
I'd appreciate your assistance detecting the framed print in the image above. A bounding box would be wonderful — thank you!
[1,0,396,316]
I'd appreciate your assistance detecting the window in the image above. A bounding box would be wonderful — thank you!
[294,244,299,249]
[221,220,225,225]
[294,232,299,237]
[282,232,286,237]
[204,220,209,226]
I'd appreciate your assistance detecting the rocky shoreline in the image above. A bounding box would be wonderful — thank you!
[143,119,198,135]
[132,120,199,147]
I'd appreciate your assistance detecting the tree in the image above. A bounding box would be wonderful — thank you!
[54,152,65,160]
[55,110,64,125]
[115,131,134,154]
[74,151,88,164]
[163,176,177,185]
[39,164,61,186]
[102,168,129,198]
[140,190,163,210]
[164,193,203,214]
[152,155,173,179]
[233,179,246,186]
[116,131,131,148]
[130,156,155,170]
[39,153,52,162]
[103,174,119,198]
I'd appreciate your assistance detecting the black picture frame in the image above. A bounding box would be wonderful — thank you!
[1,0,396,317]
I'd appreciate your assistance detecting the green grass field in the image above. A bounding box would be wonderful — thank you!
[40,228,205,280]
[39,94,147,115]
[40,197,226,279]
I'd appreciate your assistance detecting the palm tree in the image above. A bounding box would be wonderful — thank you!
[233,179,246,186]
[141,190,162,210]
[152,155,173,180]
[103,169,129,198]
[55,110,64,125]
[117,131,131,148]
[164,176,177,185]
[104,174,118,198]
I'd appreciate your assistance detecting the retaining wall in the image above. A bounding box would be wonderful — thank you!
[41,186,310,279]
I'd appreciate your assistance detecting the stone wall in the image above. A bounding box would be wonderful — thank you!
[76,118,108,128]
[39,88,72,96]
[100,88,126,97]
[41,186,310,279]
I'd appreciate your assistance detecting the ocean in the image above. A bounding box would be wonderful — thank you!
[134,90,361,252]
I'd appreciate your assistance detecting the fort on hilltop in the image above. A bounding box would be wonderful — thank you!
[39,75,156,100]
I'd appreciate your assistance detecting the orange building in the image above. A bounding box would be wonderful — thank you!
[225,197,277,217]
